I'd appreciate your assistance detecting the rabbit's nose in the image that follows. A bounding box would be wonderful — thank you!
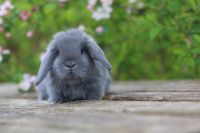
[65,61,76,68]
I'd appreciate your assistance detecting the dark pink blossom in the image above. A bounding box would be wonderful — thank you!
[31,6,39,12]
[58,0,68,7]
[19,10,31,21]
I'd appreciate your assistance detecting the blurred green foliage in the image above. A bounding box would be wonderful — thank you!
[0,0,200,82]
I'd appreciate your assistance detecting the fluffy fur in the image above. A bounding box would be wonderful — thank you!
[36,29,112,103]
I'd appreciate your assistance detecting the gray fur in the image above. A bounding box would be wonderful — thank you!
[36,29,112,103]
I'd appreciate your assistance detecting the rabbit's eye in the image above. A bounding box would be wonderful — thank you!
[81,49,84,54]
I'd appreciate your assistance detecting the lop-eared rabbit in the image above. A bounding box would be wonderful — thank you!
[36,29,111,103]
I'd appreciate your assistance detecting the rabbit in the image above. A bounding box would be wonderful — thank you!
[35,29,112,103]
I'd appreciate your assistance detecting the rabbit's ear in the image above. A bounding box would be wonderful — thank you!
[35,44,58,85]
[84,35,112,71]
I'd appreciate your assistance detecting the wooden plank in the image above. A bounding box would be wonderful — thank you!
[1,99,200,116]
[105,91,200,101]
[1,81,200,101]
[111,80,200,92]
[1,80,200,133]
[0,83,19,98]
[0,99,200,133]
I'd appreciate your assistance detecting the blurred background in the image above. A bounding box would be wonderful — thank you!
[0,0,200,89]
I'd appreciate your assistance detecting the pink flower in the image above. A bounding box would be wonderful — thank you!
[2,0,14,10]
[96,26,104,33]
[0,0,14,17]
[5,32,11,39]
[26,30,33,38]
[19,10,31,21]
[0,9,8,17]
[58,2,65,7]
[87,4,94,11]
[58,0,68,7]
[0,26,4,32]
[58,0,68,2]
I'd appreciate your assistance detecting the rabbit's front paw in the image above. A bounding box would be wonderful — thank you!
[87,95,102,100]
[48,98,64,104]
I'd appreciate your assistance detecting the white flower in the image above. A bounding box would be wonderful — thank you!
[92,5,112,20]
[128,0,137,3]
[23,73,32,80]
[126,6,132,14]
[101,0,113,6]
[0,45,10,63]
[88,0,113,21]
[18,73,36,91]
[78,24,85,31]
[30,75,36,83]
[0,17,3,24]
[0,55,2,63]
[137,2,144,9]
[19,81,31,91]
[0,8,8,17]
[102,4,112,13]
[88,0,97,6]
[2,49,10,54]
[40,52,46,61]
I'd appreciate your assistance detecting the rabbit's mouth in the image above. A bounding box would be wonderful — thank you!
[65,74,84,85]
[52,67,86,83]
[68,72,76,79]
[65,71,81,80]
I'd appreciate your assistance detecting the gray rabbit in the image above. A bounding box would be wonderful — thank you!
[35,29,112,103]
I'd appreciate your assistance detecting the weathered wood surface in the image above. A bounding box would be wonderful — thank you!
[107,80,200,101]
[0,80,200,133]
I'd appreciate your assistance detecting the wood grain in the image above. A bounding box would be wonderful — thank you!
[1,81,200,133]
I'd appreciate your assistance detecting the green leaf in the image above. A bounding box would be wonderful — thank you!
[193,35,200,43]
[188,0,196,9]
[149,28,161,40]
[191,48,200,54]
